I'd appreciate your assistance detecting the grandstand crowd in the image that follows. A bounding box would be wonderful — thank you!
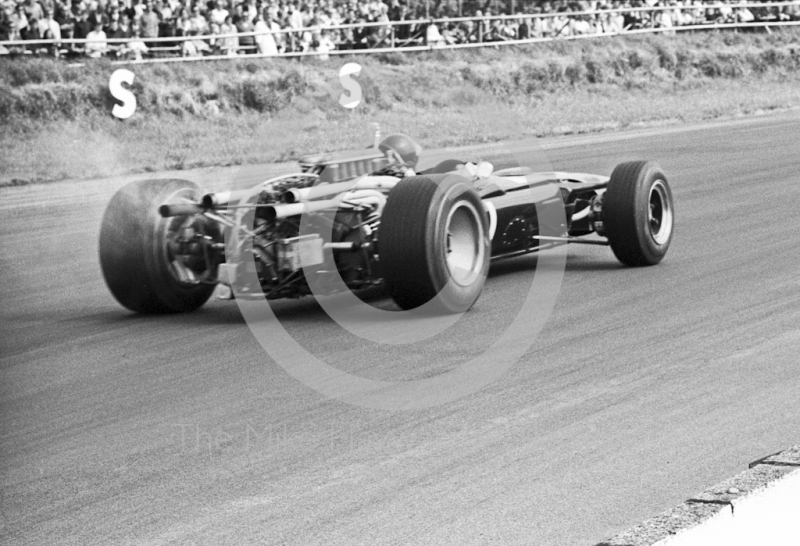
[1,0,798,58]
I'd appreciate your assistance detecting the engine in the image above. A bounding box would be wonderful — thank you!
[235,174,383,299]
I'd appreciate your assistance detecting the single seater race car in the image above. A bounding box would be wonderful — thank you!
[98,133,674,314]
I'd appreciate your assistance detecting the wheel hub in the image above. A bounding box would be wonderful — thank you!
[445,202,485,287]
[648,180,673,245]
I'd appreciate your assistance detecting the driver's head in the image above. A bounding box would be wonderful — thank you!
[379,133,422,167]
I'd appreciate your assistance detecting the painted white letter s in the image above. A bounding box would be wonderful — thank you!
[338,63,363,109]
[109,69,137,120]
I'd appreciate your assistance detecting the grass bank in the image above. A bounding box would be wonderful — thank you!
[2,29,799,185]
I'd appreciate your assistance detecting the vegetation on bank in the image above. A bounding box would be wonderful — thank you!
[1,29,799,185]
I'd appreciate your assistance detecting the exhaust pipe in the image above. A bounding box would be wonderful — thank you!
[159,203,204,217]
[285,176,399,203]
[263,197,343,221]
[201,189,257,209]
[285,180,361,204]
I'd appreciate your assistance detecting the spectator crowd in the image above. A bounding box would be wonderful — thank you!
[1,0,798,59]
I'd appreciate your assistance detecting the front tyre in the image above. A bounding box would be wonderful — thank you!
[380,174,491,313]
[99,179,217,313]
[603,161,674,266]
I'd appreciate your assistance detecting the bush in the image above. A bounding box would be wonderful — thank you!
[242,78,275,112]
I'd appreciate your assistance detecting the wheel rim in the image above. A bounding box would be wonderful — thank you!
[159,189,212,285]
[445,201,485,287]
[648,180,673,245]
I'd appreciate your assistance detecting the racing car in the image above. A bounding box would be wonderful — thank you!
[99,133,674,314]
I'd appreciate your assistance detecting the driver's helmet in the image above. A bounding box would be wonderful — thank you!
[379,133,422,167]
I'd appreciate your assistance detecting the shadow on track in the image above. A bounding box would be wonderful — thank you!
[84,250,625,329]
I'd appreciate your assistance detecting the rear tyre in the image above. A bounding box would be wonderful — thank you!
[99,179,217,313]
[603,161,674,266]
[380,174,490,313]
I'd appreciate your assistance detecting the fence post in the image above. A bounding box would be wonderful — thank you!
[390,25,395,48]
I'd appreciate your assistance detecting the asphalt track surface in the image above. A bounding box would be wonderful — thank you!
[2,112,799,545]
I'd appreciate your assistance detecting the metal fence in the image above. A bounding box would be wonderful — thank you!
[1,1,799,65]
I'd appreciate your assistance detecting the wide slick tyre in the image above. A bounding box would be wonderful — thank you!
[603,161,674,266]
[99,179,216,313]
[380,174,490,313]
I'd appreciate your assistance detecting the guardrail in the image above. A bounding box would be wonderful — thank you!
[1,0,798,64]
